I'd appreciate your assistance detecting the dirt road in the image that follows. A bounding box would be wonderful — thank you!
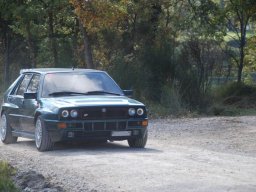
[1,116,256,192]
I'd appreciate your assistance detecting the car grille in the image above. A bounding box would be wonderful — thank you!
[64,119,144,139]
[83,121,127,131]
[66,120,142,132]
[79,107,129,120]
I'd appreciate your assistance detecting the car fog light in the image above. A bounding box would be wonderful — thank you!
[57,123,67,129]
[61,110,69,118]
[128,108,136,116]
[70,110,78,118]
[137,108,144,116]
[142,120,148,126]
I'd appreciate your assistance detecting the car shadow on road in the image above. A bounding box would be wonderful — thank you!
[50,141,162,156]
[15,139,162,155]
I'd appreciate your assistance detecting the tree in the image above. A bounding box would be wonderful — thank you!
[223,0,256,82]
[10,0,78,68]
[69,0,128,69]
[10,0,45,68]
[0,1,16,88]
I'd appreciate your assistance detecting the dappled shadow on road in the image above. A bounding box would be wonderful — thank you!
[13,138,162,156]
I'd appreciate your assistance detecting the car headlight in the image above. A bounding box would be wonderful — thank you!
[137,108,144,116]
[128,108,136,116]
[61,110,69,118]
[70,109,78,118]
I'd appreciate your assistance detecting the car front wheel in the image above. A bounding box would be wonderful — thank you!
[128,130,148,148]
[35,116,54,151]
[0,113,17,144]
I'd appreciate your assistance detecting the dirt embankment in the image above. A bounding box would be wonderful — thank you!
[1,116,256,192]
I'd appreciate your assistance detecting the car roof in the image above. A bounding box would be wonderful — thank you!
[20,68,103,74]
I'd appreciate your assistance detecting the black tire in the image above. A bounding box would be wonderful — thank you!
[0,112,17,144]
[35,116,54,151]
[128,130,148,148]
[86,139,108,145]
[96,139,108,144]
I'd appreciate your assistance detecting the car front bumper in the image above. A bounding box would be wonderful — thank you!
[44,118,148,142]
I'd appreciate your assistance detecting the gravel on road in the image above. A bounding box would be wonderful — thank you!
[0,116,256,192]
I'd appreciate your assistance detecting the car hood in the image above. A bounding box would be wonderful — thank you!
[40,95,144,109]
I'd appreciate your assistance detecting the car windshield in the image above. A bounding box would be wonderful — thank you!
[42,72,123,97]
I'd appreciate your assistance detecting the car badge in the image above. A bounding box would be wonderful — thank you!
[102,108,107,113]
[83,114,89,118]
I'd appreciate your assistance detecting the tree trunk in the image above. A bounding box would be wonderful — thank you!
[26,22,36,68]
[71,18,80,67]
[149,3,161,43]
[3,27,11,89]
[79,20,94,69]
[48,10,58,67]
[237,15,247,83]
[220,0,224,9]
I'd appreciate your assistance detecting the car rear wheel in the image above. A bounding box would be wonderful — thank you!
[0,113,17,144]
[35,116,54,151]
[128,130,148,148]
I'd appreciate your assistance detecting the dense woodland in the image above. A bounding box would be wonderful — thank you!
[1,0,256,115]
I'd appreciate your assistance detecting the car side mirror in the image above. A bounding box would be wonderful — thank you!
[123,90,133,98]
[24,92,37,100]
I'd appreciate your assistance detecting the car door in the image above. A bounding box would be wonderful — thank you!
[21,74,41,133]
[8,74,33,132]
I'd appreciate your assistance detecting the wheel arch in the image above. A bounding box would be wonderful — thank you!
[34,112,42,125]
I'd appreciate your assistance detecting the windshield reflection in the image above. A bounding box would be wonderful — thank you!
[42,72,123,97]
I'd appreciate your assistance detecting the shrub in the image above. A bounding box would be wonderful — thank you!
[160,85,183,115]
[214,82,256,99]
[0,161,18,192]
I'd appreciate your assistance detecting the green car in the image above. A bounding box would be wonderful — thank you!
[0,68,148,151]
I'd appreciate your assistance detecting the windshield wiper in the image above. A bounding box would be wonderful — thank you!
[85,91,120,96]
[48,91,87,97]
[48,91,120,97]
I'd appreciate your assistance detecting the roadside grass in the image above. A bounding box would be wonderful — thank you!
[224,107,256,116]
[0,161,19,192]
[209,82,256,116]
[148,101,256,118]
[146,101,199,119]
[209,104,256,116]
[147,82,256,118]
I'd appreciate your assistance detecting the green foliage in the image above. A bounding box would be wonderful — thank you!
[1,0,256,116]
[221,0,256,82]
[187,0,225,38]
[70,0,127,33]
[245,35,256,72]
[140,41,177,101]
[160,85,183,115]
[0,161,19,192]
[108,53,139,90]
[215,82,256,98]
[175,38,224,110]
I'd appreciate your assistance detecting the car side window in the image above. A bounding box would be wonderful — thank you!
[16,74,33,96]
[27,74,40,93]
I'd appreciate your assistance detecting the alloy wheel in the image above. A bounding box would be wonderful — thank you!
[0,115,7,141]
[35,119,43,148]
